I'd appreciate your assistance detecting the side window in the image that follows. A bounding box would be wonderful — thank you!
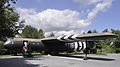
[23,40,28,46]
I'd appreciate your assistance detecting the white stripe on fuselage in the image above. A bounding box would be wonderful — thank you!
[57,36,65,41]
[74,42,78,51]
[83,42,86,49]
[71,34,81,41]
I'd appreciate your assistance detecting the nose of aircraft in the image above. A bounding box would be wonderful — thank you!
[4,39,13,49]
[4,40,11,45]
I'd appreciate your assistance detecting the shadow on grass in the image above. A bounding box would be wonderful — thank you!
[57,54,115,61]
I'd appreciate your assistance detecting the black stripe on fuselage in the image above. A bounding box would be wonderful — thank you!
[61,36,66,40]
[68,35,74,40]
[77,42,79,50]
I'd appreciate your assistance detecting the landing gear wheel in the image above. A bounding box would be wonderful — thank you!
[22,50,33,57]
[83,56,87,60]
[83,49,88,60]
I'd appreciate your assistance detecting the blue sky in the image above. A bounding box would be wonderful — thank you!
[14,0,120,36]
[87,0,120,32]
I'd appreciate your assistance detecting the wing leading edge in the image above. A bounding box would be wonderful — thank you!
[41,32,117,43]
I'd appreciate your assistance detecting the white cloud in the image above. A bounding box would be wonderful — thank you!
[17,8,37,15]
[44,30,76,37]
[16,0,113,36]
[86,0,113,22]
[73,0,113,23]
[17,8,91,36]
[74,0,102,5]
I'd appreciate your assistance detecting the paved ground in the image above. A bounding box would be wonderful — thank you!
[0,54,120,67]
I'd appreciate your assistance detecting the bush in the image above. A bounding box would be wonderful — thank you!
[115,48,120,53]
[102,45,116,53]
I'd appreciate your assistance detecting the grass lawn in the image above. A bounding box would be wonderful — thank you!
[0,53,41,58]
[32,53,41,55]
[0,55,12,58]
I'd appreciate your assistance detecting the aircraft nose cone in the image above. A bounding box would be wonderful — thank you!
[4,40,11,45]
[4,40,12,49]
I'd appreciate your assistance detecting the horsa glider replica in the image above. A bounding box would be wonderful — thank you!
[4,32,116,60]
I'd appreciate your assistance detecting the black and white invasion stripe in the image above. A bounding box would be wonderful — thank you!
[57,34,81,42]
[74,41,86,51]
[66,41,87,51]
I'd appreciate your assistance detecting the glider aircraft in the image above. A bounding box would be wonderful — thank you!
[4,32,116,60]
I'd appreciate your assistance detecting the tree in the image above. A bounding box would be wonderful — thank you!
[99,29,120,53]
[47,32,55,37]
[102,29,109,32]
[0,0,17,8]
[87,30,92,33]
[38,29,45,39]
[111,29,120,53]
[22,25,45,39]
[0,0,24,41]
[92,29,98,33]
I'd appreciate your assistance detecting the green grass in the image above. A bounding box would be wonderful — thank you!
[14,52,41,56]
[32,53,41,55]
[0,55,12,58]
[0,52,41,58]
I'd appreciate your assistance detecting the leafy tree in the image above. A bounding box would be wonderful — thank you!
[87,30,92,33]
[95,29,114,53]
[111,29,120,53]
[99,29,120,53]
[86,29,120,53]
[22,25,45,39]
[47,32,55,37]
[0,0,24,41]
[38,29,45,38]
[96,29,113,53]
[92,29,98,33]
[0,0,17,13]
[102,29,109,32]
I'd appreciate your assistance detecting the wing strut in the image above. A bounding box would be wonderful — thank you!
[83,39,88,60]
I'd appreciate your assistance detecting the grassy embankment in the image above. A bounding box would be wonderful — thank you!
[0,55,12,58]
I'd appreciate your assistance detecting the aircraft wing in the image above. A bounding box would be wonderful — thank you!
[41,32,117,43]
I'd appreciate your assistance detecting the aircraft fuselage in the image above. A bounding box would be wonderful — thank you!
[4,38,89,55]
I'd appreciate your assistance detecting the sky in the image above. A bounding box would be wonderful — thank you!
[13,0,120,36]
